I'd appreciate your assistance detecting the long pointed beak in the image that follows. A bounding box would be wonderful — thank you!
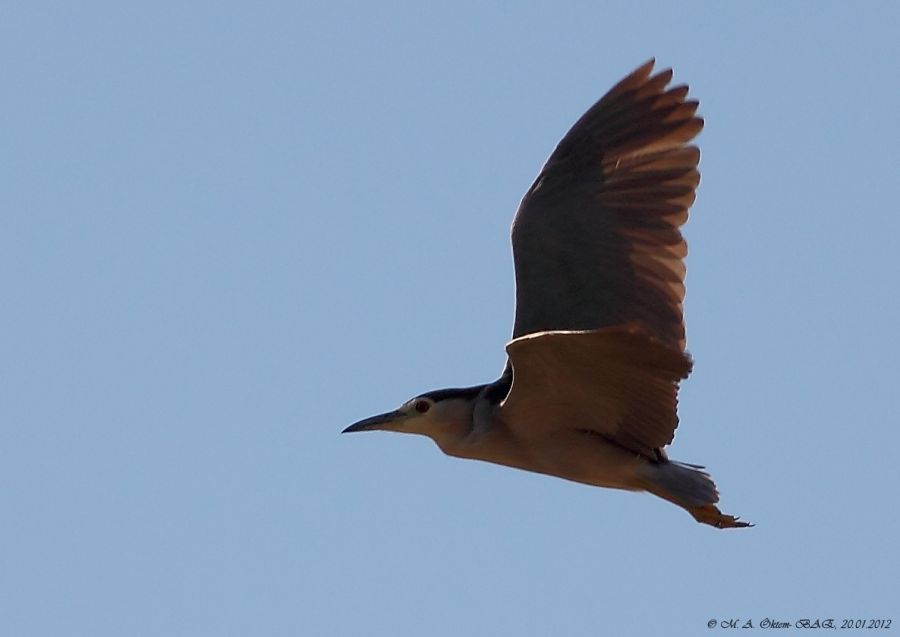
[342,410,406,433]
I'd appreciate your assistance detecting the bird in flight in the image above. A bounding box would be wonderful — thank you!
[344,60,750,529]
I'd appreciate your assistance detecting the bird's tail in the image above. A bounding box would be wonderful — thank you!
[640,461,752,529]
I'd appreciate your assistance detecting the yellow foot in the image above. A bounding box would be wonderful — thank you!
[690,504,753,529]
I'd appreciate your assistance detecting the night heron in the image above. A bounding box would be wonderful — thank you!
[344,60,750,529]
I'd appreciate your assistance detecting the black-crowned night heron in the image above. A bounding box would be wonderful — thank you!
[344,60,750,529]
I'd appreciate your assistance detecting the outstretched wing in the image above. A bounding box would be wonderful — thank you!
[500,326,692,459]
[511,60,701,351]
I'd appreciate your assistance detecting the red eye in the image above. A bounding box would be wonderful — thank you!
[414,400,431,413]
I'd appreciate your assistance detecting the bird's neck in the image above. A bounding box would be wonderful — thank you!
[431,387,530,470]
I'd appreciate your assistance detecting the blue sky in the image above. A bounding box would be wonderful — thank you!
[2,2,899,635]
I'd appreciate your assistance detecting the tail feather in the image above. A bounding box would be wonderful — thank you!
[642,461,752,529]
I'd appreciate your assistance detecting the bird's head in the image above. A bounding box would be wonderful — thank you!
[343,386,485,449]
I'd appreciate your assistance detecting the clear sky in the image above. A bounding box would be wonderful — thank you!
[2,2,899,635]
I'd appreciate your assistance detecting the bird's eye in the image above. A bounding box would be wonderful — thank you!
[414,399,431,414]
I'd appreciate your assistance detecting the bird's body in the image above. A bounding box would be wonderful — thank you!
[345,60,749,529]
[446,398,649,495]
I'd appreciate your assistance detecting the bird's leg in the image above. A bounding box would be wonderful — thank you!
[689,504,753,529]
